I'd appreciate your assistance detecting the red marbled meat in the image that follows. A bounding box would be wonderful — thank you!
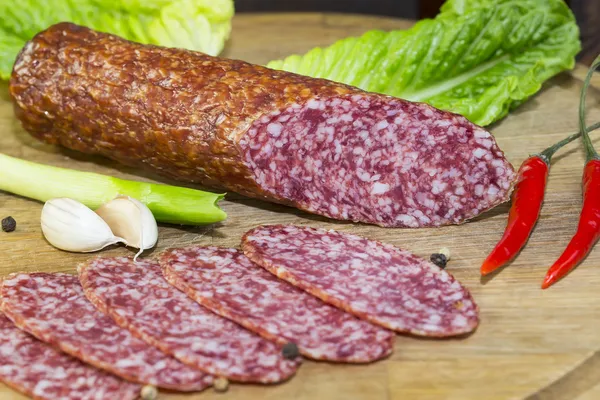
[0,312,140,400]
[160,246,394,363]
[242,225,479,337]
[0,273,213,391]
[241,97,516,227]
[78,257,300,383]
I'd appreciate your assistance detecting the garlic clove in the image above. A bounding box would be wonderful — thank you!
[95,196,158,260]
[41,198,124,253]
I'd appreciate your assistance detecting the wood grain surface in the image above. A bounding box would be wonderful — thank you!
[1,13,600,400]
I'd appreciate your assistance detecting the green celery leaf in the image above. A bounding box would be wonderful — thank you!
[267,0,580,126]
[0,0,234,80]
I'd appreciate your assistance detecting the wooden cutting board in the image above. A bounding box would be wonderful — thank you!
[1,13,600,400]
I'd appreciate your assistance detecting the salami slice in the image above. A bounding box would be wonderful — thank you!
[0,312,140,400]
[78,257,300,383]
[0,273,212,392]
[160,246,394,363]
[242,225,479,337]
[10,23,515,228]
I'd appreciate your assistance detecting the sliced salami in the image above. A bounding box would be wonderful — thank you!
[0,312,140,400]
[160,246,394,363]
[242,225,479,337]
[0,273,213,392]
[78,257,300,383]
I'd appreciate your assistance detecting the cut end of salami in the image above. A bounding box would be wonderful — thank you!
[160,246,394,363]
[242,225,479,337]
[240,95,515,227]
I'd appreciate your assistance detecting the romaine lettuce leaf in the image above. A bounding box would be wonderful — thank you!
[0,0,234,80]
[267,0,580,126]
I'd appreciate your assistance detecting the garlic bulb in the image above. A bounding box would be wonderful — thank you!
[95,196,158,260]
[41,198,123,253]
[41,196,158,260]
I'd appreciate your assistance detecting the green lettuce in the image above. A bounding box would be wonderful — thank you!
[0,0,234,80]
[267,0,580,126]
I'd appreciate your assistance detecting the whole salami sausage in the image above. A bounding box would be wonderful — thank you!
[242,225,479,337]
[0,272,213,392]
[10,23,515,228]
[160,246,394,363]
[78,257,300,383]
[0,312,140,400]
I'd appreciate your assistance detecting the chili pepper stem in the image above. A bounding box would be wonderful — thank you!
[537,121,600,162]
[580,55,600,162]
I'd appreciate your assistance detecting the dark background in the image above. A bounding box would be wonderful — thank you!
[236,0,599,65]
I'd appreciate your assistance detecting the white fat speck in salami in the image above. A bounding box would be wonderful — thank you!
[77,257,300,383]
[0,273,213,391]
[242,225,479,337]
[160,247,394,363]
[239,96,515,227]
[0,312,140,400]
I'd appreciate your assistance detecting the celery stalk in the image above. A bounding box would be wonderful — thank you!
[0,154,227,225]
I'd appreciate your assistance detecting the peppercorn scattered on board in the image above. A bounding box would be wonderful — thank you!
[1,13,600,400]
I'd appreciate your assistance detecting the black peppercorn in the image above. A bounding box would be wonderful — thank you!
[430,253,447,269]
[2,216,16,233]
[282,342,300,359]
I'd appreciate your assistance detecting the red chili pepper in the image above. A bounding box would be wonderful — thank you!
[542,55,600,289]
[479,128,595,276]
[480,156,548,275]
[542,160,600,288]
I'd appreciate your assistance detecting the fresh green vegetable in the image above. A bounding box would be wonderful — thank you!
[267,0,580,126]
[0,153,227,225]
[0,0,234,80]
